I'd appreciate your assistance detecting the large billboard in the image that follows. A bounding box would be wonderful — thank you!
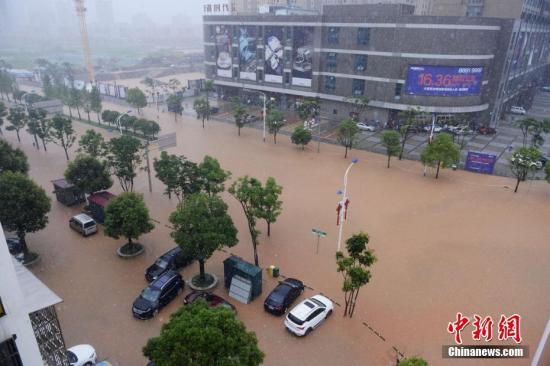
[292,27,313,87]
[405,65,484,96]
[264,26,284,83]
[465,151,497,175]
[215,25,232,78]
[238,26,257,81]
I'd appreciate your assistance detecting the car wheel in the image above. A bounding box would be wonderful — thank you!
[305,328,312,335]
[84,363,93,366]
[326,309,333,318]
[153,309,159,317]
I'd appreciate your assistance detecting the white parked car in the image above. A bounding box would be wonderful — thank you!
[67,344,97,366]
[510,106,527,115]
[356,122,376,132]
[423,124,443,133]
[541,86,550,92]
[284,294,333,336]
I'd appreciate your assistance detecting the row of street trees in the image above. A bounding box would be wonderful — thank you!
[101,109,160,139]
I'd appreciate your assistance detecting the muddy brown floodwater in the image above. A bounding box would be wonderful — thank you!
[3,95,550,366]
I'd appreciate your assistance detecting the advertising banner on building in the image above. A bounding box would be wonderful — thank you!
[238,26,258,81]
[98,83,108,95]
[215,25,232,78]
[405,65,484,96]
[292,27,313,87]
[108,84,117,97]
[118,85,127,99]
[465,151,497,174]
[264,26,284,83]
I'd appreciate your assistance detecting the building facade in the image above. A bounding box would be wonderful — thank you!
[204,2,550,126]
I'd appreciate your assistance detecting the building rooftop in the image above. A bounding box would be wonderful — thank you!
[13,258,62,313]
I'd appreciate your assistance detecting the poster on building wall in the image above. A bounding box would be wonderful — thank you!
[291,27,313,87]
[118,85,127,99]
[239,26,258,81]
[264,26,284,83]
[405,65,484,97]
[108,84,117,97]
[98,83,108,95]
[215,25,232,78]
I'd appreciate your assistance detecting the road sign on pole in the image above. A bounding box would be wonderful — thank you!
[311,228,327,254]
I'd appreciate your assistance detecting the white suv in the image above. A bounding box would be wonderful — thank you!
[510,106,527,115]
[284,294,333,336]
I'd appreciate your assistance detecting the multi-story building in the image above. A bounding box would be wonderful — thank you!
[203,2,550,126]
[0,225,68,366]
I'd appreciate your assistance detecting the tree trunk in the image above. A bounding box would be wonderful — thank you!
[238,126,241,136]
[76,106,81,120]
[128,237,134,252]
[387,154,391,168]
[199,259,206,281]
[435,161,441,179]
[514,178,521,193]
[202,117,205,128]
[33,134,39,150]
[267,221,271,237]
[274,133,277,144]
[349,288,361,318]
[174,113,177,122]
[63,146,70,161]
[41,138,47,151]
[97,113,101,125]
[87,111,91,121]
[344,146,348,158]
[15,130,21,142]
[399,139,406,160]
[252,241,259,266]
[68,107,73,119]
[18,233,29,260]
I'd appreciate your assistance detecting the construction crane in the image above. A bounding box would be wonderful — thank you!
[74,0,94,82]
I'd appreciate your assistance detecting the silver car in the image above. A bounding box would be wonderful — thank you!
[69,214,98,237]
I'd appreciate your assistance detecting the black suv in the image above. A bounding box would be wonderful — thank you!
[132,270,184,319]
[264,278,304,316]
[145,247,193,282]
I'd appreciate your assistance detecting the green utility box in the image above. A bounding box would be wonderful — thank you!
[223,256,262,300]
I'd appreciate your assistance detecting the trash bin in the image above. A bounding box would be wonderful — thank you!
[272,266,280,278]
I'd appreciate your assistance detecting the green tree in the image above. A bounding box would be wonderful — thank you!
[107,135,142,192]
[514,117,537,147]
[154,151,182,200]
[381,130,401,168]
[6,106,27,142]
[0,101,7,134]
[230,97,247,136]
[0,140,29,175]
[291,126,312,150]
[101,110,120,127]
[27,108,47,150]
[420,133,459,179]
[68,87,83,120]
[343,96,370,122]
[49,114,77,161]
[142,77,158,103]
[104,192,154,254]
[139,119,160,141]
[198,155,231,196]
[546,161,550,184]
[257,177,283,237]
[529,118,550,148]
[336,118,360,158]
[193,97,210,128]
[166,94,184,122]
[0,172,51,264]
[229,176,264,266]
[127,87,147,114]
[78,129,107,157]
[509,146,541,193]
[0,70,15,101]
[266,109,285,144]
[296,98,320,122]
[42,74,55,99]
[204,79,214,116]
[82,90,92,121]
[398,357,428,366]
[143,301,264,366]
[120,115,138,133]
[89,86,102,124]
[169,193,238,281]
[336,232,377,318]
[168,78,181,94]
[34,113,52,152]
[397,107,422,160]
[65,155,113,195]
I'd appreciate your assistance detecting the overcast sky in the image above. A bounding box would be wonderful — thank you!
[108,0,206,24]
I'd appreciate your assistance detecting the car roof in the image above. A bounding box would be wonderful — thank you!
[72,214,94,223]
[151,270,179,289]
[161,246,181,259]
[289,298,321,320]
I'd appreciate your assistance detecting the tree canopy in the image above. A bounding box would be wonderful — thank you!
[266,109,285,144]
[126,87,147,113]
[291,126,312,150]
[167,94,184,122]
[381,130,401,168]
[107,135,142,192]
[6,106,27,142]
[49,114,77,161]
[420,133,459,179]
[143,301,264,366]
[336,118,360,158]
[198,155,231,196]
[256,177,283,237]
[78,129,107,157]
[398,357,428,366]
[509,146,541,193]
[65,155,113,195]
[0,140,29,175]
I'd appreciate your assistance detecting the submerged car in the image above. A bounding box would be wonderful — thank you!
[145,246,193,282]
[264,278,304,316]
[67,344,97,366]
[183,291,236,312]
[133,270,184,319]
[284,294,333,336]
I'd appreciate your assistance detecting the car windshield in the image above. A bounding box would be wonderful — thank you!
[288,313,305,325]
[67,350,77,363]
[141,287,160,302]
[154,259,169,269]
[83,221,95,228]
[269,286,291,302]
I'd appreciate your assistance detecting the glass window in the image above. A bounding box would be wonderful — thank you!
[352,79,365,96]
[357,28,370,45]
[325,76,336,92]
[395,83,402,99]
[326,52,338,70]
[0,338,23,366]
[327,27,340,44]
[355,55,367,72]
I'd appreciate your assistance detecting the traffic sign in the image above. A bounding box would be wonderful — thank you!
[311,228,327,237]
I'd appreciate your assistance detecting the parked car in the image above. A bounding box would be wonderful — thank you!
[356,122,376,132]
[145,246,193,282]
[132,270,184,319]
[542,86,550,92]
[264,278,304,316]
[284,294,333,336]
[539,155,549,168]
[510,106,527,115]
[423,124,443,133]
[67,344,97,366]
[455,126,473,135]
[6,237,23,255]
[210,106,220,114]
[478,126,497,135]
[69,214,98,237]
[183,291,236,312]
[244,114,258,123]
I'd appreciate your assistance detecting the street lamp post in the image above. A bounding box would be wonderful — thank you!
[336,158,358,252]
[423,113,436,176]
[243,89,270,142]
[115,110,132,134]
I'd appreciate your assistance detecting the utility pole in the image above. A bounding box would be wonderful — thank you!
[336,158,358,252]
[74,0,94,82]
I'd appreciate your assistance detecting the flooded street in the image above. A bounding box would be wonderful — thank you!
[3,98,550,366]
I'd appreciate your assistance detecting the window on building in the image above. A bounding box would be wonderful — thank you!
[394,83,402,99]
[352,79,365,96]
[326,52,338,70]
[355,55,367,72]
[357,28,370,45]
[285,72,290,84]
[325,76,336,92]
[327,27,340,44]
[466,0,484,16]
[0,338,23,366]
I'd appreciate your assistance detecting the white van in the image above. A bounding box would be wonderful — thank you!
[69,214,98,236]
[510,106,527,115]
